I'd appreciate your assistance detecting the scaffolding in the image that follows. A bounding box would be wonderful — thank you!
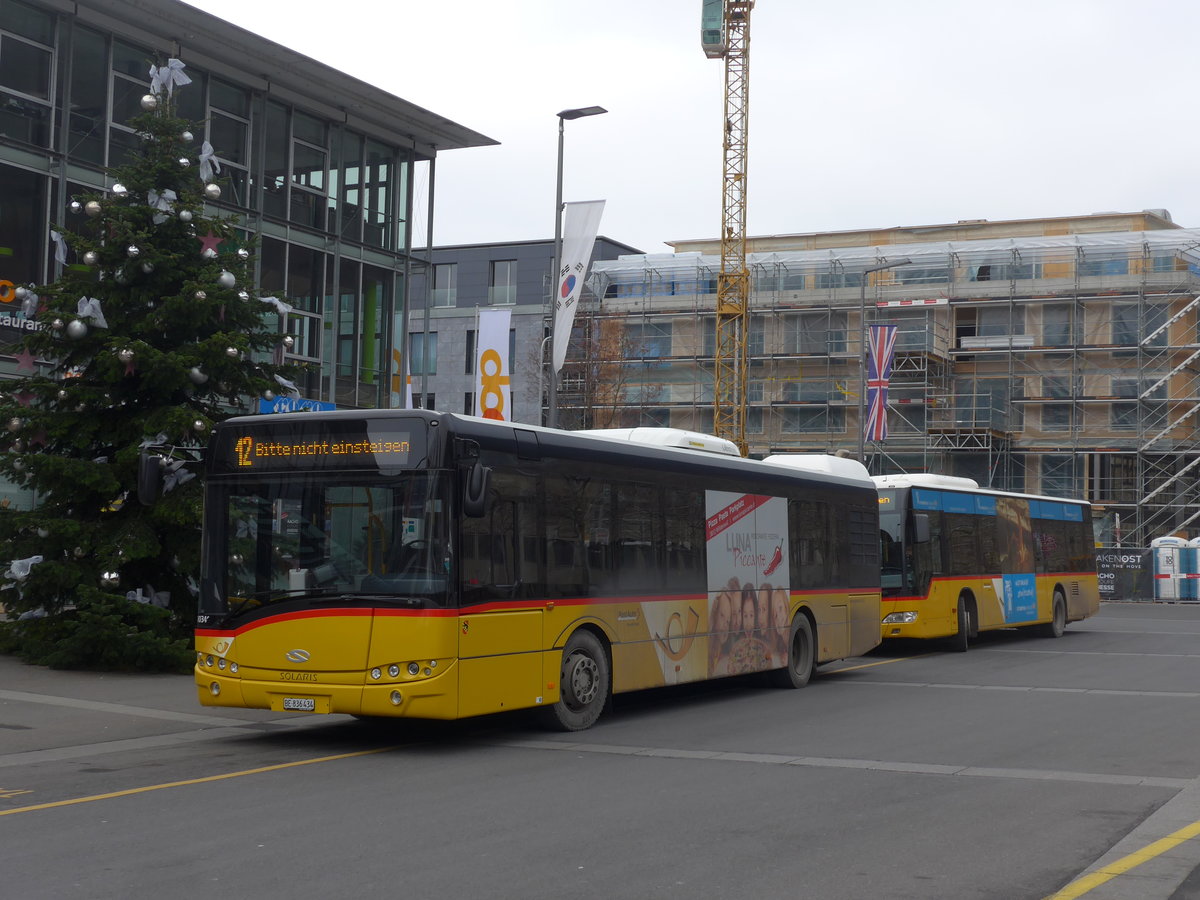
[586,229,1200,546]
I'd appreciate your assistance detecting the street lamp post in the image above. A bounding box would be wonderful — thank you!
[548,105,607,429]
[857,257,912,461]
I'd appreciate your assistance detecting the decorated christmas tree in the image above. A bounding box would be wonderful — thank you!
[0,61,296,670]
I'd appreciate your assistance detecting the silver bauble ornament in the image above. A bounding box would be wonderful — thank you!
[193,419,207,433]
[237,290,250,301]
[11,458,23,471]
[179,209,193,223]
[114,268,129,285]
[74,546,85,558]
[66,319,88,340]
[181,130,194,142]
[84,200,102,217]
[237,248,249,260]
[14,286,27,300]
[225,346,240,358]
[263,390,275,401]
[57,389,68,400]
[83,251,98,265]
[194,290,207,301]
[117,348,135,363]
[282,335,295,350]
[189,366,209,385]
[69,200,83,214]
[204,183,221,200]
[36,528,48,539]
[50,318,63,331]
[127,245,140,258]
[201,248,217,259]
[140,94,158,110]
[11,440,23,452]
[111,183,128,197]
[217,270,236,289]
[178,157,191,168]
[6,418,22,433]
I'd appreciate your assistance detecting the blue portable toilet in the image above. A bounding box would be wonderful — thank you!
[1151,536,1188,600]
[1185,538,1200,601]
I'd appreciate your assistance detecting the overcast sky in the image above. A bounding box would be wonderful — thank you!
[180,0,1200,255]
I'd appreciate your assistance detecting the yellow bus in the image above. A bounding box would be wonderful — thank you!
[874,474,1100,650]
[187,410,882,730]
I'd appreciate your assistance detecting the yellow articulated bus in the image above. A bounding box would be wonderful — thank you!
[874,474,1100,650]
[187,410,881,730]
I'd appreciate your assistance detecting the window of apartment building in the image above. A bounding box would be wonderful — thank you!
[1041,455,1081,497]
[1043,374,1076,399]
[289,111,327,230]
[0,1,54,148]
[409,331,437,375]
[815,270,862,290]
[749,315,765,358]
[432,263,457,307]
[1042,404,1072,432]
[782,407,843,433]
[746,406,763,433]
[1079,255,1128,277]
[786,311,847,354]
[896,265,950,285]
[489,260,516,305]
[463,328,517,375]
[463,392,474,415]
[883,310,932,351]
[1042,303,1078,347]
[889,405,925,434]
[783,379,832,403]
[969,261,1038,281]
[1112,302,1167,347]
[625,321,672,359]
[747,381,764,403]
[331,131,395,248]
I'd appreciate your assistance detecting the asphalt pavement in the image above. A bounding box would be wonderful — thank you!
[2,642,1200,899]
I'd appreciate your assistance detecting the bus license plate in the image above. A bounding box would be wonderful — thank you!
[283,697,316,712]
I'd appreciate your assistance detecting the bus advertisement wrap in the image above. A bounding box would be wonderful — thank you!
[705,491,790,678]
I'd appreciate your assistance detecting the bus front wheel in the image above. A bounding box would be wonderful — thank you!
[545,629,610,732]
[769,614,814,689]
[949,596,973,653]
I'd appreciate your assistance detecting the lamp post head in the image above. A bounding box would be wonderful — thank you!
[558,106,608,120]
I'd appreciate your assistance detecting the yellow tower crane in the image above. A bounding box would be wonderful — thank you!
[701,0,753,456]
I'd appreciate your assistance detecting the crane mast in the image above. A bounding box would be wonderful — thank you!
[702,0,753,456]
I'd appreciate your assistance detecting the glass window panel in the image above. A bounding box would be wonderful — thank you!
[111,40,149,78]
[259,237,285,293]
[286,313,320,359]
[107,126,138,166]
[0,36,50,98]
[67,26,106,165]
[432,263,456,307]
[0,164,45,287]
[110,75,144,125]
[174,69,205,122]
[359,265,388,405]
[292,110,325,145]
[210,112,247,165]
[289,189,324,230]
[339,130,363,241]
[364,139,393,249]
[286,243,324,313]
[209,78,249,117]
[292,142,325,190]
[3,0,55,43]
[0,87,49,144]
[262,102,288,218]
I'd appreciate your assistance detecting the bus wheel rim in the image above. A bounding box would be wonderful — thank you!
[565,652,599,708]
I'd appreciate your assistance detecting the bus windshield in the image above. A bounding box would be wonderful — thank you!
[200,471,451,621]
[878,490,912,596]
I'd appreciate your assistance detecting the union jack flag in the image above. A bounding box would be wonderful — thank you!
[864,324,898,443]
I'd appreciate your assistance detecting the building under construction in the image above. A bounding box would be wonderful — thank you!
[580,210,1200,547]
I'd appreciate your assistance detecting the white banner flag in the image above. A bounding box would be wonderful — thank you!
[474,308,512,420]
[552,199,605,373]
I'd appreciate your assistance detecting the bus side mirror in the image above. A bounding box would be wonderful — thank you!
[137,451,163,505]
[463,462,491,518]
[913,513,931,544]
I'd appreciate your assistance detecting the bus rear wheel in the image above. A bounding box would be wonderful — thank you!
[1037,590,1067,638]
[769,614,814,689]
[545,629,610,732]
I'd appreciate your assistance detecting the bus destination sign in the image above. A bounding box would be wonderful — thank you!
[212,419,422,473]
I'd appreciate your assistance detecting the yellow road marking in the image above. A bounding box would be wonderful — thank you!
[0,745,399,817]
[1045,820,1200,899]
[0,788,33,799]
[831,654,935,673]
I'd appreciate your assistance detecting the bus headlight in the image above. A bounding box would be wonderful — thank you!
[390,690,403,706]
[210,682,221,697]
[370,667,382,680]
[407,662,420,676]
[388,664,400,678]
[882,611,918,624]
[230,662,238,674]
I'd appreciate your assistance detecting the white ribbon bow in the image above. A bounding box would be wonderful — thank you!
[273,374,300,396]
[258,296,293,317]
[198,142,222,183]
[5,556,43,581]
[21,289,38,318]
[77,296,108,328]
[162,459,196,493]
[49,229,67,264]
[147,189,177,224]
[127,584,170,608]
[149,58,192,97]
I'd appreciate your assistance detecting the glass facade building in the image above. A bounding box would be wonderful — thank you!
[0,0,495,415]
